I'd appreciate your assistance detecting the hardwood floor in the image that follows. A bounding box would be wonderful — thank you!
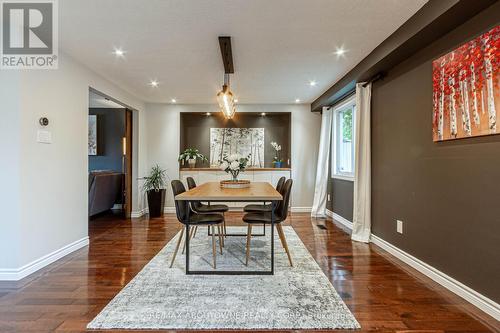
[0,212,498,332]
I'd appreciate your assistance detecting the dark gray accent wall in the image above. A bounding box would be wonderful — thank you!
[326,130,354,221]
[89,108,125,172]
[371,3,500,303]
[180,112,291,168]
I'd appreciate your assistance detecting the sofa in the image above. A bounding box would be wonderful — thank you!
[88,171,123,217]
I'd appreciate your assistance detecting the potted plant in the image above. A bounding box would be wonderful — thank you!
[219,153,250,182]
[142,165,167,218]
[270,142,283,168]
[178,148,208,168]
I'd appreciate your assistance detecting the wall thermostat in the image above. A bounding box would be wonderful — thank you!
[39,117,49,126]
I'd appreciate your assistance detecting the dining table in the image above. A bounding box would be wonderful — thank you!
[174,181,283,275]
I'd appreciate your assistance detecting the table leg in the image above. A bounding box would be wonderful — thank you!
[185,201,191,274]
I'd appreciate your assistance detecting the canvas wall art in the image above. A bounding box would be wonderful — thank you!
[88,115,97,155]
[210,128,264,167]
[433,25,500,141]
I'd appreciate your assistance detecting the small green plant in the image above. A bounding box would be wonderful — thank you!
[142,165,167,192]
[178,148,207,163]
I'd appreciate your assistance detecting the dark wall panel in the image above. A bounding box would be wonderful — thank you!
[89,108,125,172]
[327,178,354,221]
[180,112,291,168]
[371,3,500,302]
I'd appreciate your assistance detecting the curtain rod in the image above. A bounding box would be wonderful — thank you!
[323,72,385,111]
[362,72,386,87]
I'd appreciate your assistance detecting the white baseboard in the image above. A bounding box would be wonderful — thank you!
[324,209,499,320]
[0,236,89,281]
[131,208,147,218]
[370,234,500,321]
[291,206,312,213]
[326,209,353,230]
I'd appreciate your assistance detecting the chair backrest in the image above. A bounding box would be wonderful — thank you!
[277,179,293,221]
[185,177,202,210]
[276,176,286,194]
[171,180,190,224]
[186,177,196,190]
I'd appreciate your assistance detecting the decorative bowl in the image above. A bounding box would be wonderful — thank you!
[220,180,251,189]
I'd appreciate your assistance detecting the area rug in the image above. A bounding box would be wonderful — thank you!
[87,226,360,330]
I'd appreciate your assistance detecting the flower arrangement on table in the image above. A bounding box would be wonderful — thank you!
[270,141,283,168]
[219,153,251,182]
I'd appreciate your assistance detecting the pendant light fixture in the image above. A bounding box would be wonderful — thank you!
[217,73,236,119]
[217,36,237,119]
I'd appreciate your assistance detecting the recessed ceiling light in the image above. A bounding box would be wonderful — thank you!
[171,98,177,103]
[261,112,266,116]
[295,98,301,103]
[206,112,211,116]
[149,80,159,88]
[309,80,317,87]
[234,99,239,103]
[334,47,347,57]
[113,48,125,57]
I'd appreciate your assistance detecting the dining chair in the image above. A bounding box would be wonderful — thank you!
[170,180,224,269]
[243,176,286,213]
[242,179,293,267]
[186,177,229,242]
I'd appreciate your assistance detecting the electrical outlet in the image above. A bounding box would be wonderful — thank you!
[327,194,331,201]
[396,220,403,234]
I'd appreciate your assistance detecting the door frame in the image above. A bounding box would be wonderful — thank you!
[89,87,138,219]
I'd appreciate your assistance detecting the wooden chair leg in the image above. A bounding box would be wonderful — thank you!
[192,226,198,238]
[211,225,217,269]
[169,227,185,268]
[276,224,293,267]
[182,226,195,254]
[217,225,223,254]
[245,224,252,266]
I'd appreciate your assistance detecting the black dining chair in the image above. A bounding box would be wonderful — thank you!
[186,177,229,241]
[170,180,224,269]
[243,176,286,213]
[242,179,293,267]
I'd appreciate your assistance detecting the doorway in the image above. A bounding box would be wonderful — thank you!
[88,88,133,219]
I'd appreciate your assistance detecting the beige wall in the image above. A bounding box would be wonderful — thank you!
[0,53,146,274]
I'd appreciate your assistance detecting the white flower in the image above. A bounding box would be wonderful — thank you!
[277,145,282,151]
[229,161,240,170]
[228,153,240,162]
[220,161,229,171]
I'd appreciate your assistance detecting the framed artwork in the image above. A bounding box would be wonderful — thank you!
[209,128,264,167]
[88,115,97,155]
[433,25,500,141]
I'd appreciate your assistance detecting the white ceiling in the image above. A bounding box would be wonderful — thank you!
[60,0,427,104]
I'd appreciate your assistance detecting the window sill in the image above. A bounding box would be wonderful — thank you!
[332,175,355,182]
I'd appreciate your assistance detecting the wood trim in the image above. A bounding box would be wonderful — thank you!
[218,36,234,74]
[123,109,133,218]
[175,182,282,201]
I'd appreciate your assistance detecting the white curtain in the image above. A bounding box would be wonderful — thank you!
[351,83,372,242]
[311,107,333,217]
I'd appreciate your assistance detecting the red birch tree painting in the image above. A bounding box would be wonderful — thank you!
[433,25,500,141]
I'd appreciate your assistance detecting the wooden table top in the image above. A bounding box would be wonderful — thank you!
[175,182,283,201]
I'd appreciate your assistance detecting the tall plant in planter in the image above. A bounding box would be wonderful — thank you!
[178,148,208,168]
[143,165,167,218]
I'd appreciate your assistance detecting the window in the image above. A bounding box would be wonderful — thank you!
[332,96,356,180]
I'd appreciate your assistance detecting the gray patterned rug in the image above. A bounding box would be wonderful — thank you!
[87,226,360,330]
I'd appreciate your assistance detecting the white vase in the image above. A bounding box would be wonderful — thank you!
[188,158,196,168]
